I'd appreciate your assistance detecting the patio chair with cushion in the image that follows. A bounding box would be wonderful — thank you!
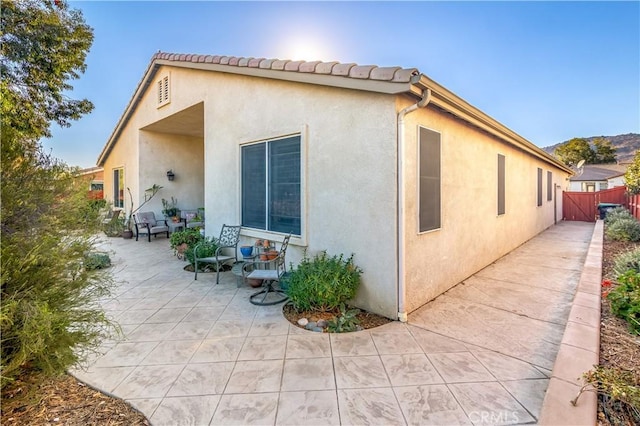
[242,234,291,305]
[180,209,204,229]
[133,211,170,242]
[194,224,241,283]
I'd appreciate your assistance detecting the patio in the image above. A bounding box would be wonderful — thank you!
[71,221,598,425]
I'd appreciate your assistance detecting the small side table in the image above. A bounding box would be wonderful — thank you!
[168,221,184,234]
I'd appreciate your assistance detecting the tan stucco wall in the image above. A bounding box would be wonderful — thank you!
[401,102,570,313]
[101,120,139,213]
[139,131,204,215]
[101,63,571,319]
[101,72,205,219]
[188,68,400,318]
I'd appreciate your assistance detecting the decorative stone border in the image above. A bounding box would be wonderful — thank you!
[538,220,603,425]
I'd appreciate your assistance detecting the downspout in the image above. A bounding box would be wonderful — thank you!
[397,88,431,322]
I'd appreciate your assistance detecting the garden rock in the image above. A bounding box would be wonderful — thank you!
[297,318,309,327]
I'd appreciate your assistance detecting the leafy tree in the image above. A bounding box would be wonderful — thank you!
[1,0,115,387]
[625,150,640,195]
[554,138,596,166]
[1,0,94,140]
[593,137,617,164]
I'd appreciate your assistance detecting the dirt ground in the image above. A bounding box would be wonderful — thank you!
[282,302,393,331]
[598,237,640,425]
[0,372,148,425]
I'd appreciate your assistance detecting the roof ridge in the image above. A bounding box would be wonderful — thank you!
[152,51,419,83]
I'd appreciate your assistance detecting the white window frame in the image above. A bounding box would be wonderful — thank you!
[113,167,125,209]
[240,133,303,238]
[417,126,442,234]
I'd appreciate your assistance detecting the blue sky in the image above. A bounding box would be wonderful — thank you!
[45,1,639,168]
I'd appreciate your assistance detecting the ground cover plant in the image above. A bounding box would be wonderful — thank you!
[576,209,640,425]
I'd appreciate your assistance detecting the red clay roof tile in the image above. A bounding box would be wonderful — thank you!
[152,52,417,83]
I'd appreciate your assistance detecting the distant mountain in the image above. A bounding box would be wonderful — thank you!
[543,133,639,163]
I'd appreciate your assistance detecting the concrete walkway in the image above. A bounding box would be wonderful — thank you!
[72,221,597,425]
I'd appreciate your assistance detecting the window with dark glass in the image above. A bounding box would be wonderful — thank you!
[498,154,505,215]
[241,135,301,235]
[537,168,543,207]
[113,168,124,208]
[419,127,441,232]
[547,170,553,201]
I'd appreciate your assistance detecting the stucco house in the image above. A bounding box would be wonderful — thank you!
[97,52,572,320]
[569,164,627,192]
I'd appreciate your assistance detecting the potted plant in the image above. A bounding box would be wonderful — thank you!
[122,184,163,238]
[161,197,180,222]
[169,228,203,259]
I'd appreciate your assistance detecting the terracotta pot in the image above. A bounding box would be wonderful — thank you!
[248,278,263,288]
[177,243,188,254]
[266,250,279,260]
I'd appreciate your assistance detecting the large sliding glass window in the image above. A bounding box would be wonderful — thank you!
[241,135,301,235]
[419,127,441,232]
[113,168,124,208]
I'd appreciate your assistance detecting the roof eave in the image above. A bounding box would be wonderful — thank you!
[97,62,161,166]
[412,75,574,175]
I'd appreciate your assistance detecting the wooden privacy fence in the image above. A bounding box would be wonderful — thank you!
[629,193,640,221]
[563,186,627,222]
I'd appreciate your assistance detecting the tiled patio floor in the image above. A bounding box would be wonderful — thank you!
[71,221,595,425]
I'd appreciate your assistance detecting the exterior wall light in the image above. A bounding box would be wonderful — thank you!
[166,170,175,181]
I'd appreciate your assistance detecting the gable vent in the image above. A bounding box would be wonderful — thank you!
[157,75,170,107]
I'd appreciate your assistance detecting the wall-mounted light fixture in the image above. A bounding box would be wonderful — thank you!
[166,170,175,181]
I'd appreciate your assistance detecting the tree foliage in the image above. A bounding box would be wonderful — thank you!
[593,137,617,164]
[554,138,596,166]
[1,0,115,388]
[1,0,94,139]
[626,150,640,195]
[554,137,617,166]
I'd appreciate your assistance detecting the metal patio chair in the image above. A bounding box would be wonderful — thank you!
[194,224,241,283]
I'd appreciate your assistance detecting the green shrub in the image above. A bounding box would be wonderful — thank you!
[169,228,203,251]
[604,206,633,225]
[327,303,361,333]
[285,251,362,312]
[186,238,219,268]
[606,218,640,242]
[84,253,111,270]
[608,271,640,335]
[613,247,640,277]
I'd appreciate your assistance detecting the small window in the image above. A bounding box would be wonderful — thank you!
[241,135,301,235]
[547,171,553,201]
[419,127,441,232]
[537,168,543,207]
[113,168,124,208]
[157,75,170,107]
[497,154,505,215]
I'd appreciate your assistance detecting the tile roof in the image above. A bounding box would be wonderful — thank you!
[152,52,420,83]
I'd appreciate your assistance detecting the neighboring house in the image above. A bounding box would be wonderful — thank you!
[569,164,627,192]
[78,166,104,200]
[97,52,572,320]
